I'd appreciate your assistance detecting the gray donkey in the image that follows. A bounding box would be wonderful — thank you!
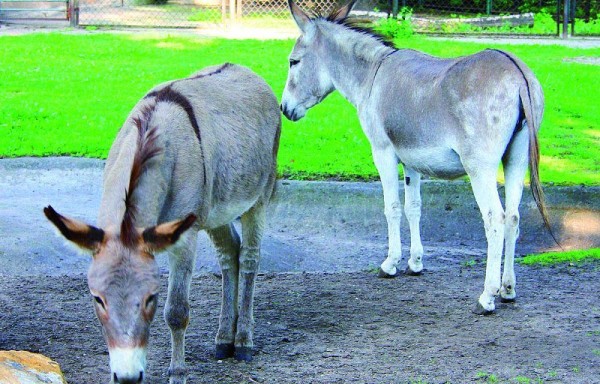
[281,0,549,315]
[44,63,281,384]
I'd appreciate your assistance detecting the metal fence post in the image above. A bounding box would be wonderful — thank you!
[392,0,398,17]
[556,0,560,36]
[571,0,576,36]
[562,0,569,38]
[486,0,492,15]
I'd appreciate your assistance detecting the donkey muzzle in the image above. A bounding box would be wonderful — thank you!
[280,102,304,122]
[109,347,147,384]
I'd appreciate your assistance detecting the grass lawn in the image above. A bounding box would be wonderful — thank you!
[518,248,600,265]
[0,32,598,184]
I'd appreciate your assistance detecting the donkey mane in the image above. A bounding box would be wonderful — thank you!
[121,104,162,248]
[323,7,396,49]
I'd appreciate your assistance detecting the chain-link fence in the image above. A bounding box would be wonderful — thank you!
[1,0,598,35]
[74,0,221,27]
[72,0,343,27]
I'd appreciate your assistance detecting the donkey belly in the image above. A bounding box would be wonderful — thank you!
[204,199,258,229]
[397,146,466,179]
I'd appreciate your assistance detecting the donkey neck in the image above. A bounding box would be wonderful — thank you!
[316,21,395,108]
[98,122,166,230]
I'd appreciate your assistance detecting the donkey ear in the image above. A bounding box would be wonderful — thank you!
[331,0,357,21]
[44,205,105,252]
[142,214,197,252]
[288,0,310,32]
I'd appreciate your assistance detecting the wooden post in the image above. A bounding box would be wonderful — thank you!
[69,0,79,27]
[236,0,242,20]
[229,0,235,24]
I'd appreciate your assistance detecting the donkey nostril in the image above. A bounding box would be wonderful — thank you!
[279,103,283,111]
[112,372,143,384]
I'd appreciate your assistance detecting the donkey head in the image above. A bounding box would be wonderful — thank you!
[44,205,196,384]
[281,0,356,121]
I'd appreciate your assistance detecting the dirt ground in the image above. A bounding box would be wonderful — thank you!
[1,258,599,384]
[1,160,599,384]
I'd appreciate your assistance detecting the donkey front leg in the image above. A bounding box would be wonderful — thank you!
[207,224,241,359]
[234,203,267,362]
[165,231,198,384]
[403,166,424,275]
[372,146,403,278]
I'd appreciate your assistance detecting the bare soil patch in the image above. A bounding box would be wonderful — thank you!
[1,261,599,383]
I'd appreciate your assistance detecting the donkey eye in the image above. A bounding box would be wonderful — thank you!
[289,59,300,67]
[145,294,158,309]
[93,295,106,310]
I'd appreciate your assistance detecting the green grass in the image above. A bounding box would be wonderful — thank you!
[476,371,499,383]
[0,32,599,184]
[518,248,600,265]
[187,8,221,22]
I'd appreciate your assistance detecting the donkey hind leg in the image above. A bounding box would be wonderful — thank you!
[500,126,529,302]
[165,230,198,384]
[469,171,506,315]
[207,224,241,359]
[233,201,267,362]
[372,146,403,278]
[403,166,424,275]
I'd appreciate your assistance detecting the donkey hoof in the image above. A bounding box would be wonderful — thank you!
[377,267,400,279]
[168,367,188,384]
[169,376,187,384]
[404,266,422,276]
[234,347,253,362]
[472,302,494,316]
[500,288,517,303]
[215,343,235,359]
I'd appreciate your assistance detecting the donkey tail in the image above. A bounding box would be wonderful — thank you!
[270,113,283,201]
[489,49,558,244]
[519,84,552,234]
[502,50,560,245]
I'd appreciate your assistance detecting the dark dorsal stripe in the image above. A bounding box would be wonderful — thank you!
[143,63,233,142]
[139,65,233,193]
[143,89,208,187]
[145,86,201,143]
[190,62,232,80]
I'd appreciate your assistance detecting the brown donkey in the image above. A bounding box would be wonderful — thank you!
[44,63,281,384]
